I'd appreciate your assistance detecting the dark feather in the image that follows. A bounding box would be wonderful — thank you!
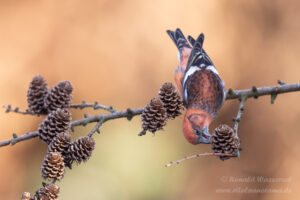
[187,35,196,46]
[193,33,205,51]
[166,28,191,51]
[185,33,213,72]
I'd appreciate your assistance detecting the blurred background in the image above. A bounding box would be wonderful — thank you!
[0,0,299,199]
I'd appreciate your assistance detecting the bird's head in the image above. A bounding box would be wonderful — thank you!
[182,109,213,145]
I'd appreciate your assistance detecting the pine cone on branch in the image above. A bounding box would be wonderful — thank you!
[27,75,49,115]
[68,136,95,164]
[211,124,240,160]
[31,183,59,200]
[158,82,183,119]
[38,108,71,144]
[41,152,65,181]
[44,81,73,113]
[48,132,72,168]
[139,97,167,136]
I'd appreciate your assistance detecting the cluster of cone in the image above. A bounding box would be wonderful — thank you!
[27,75,73,115]
[211,124,241,160]
[139,82,240,160]
[22,75,96,200]
[21,183,59,200]
[139,82,183,136]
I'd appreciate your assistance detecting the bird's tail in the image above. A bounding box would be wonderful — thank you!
[185,33,214,70]
[187,35,196,47]
[166,28,191,51]
[190,33,205,52]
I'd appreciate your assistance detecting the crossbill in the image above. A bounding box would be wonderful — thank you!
[167,28,226,144]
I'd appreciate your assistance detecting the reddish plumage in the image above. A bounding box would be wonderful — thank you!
[182,109,213,144]
[167,29,192,93]
[174,47,191,92]
[167,28,226,145]
[184,69,225,118]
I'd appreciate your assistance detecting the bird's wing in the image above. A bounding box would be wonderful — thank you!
[182,33,225,117]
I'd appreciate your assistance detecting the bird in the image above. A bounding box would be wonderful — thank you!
[167,28,226,144]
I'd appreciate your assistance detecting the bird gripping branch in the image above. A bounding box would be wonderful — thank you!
[167,28,226,144]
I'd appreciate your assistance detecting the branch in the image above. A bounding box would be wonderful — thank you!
[230,95,247,157]
[70,101,117,113]
[165,152,234,167]
[2,105,34,115]
[88,118,105,137]
[226,82,300,101]
[233,95,247,138]
[2,101,117,116]
[0,108,144,148]
[71,108,144,131]
[0,132,38,147]
[1,82,299,148]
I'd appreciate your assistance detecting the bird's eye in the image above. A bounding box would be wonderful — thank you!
[194,129,202,136]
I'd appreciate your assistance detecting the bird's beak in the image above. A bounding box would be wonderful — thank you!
[194,127,211,144]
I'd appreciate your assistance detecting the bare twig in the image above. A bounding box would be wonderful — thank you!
[2,105,34,115]
[0,108,144,148]
[233,95,247,138]
[2,101,117,116]
[231,96,247,158]
[226,83,300,100]
[71,108,144,130]
[1,82,299,148]
[165,152,234,167]
[88,118,105,137]
[0,132,38,147]
[71,101,117,113]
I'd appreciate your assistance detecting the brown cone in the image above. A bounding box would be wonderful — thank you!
[158,82,183,119]
[211,124,240,160]
[44,81,73,113]
[27,75,49,115]
[20,192,31,200]
[38,108,71,144]
[139,97,167,136]
[48,132,72,168]
[68,136,95,164]
[32,183,59,200]
[41,152,65,181]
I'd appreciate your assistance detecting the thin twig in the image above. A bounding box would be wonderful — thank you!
[2,101,117,116]
[88,118,105,137]
[226,83,300,100]
[232,96,247,158]
[2,105,35,115]
[71,101,117,113]
[233,96,247,138]
[71,108,144,130]
[0,132,38,147]
[165,152,234,167]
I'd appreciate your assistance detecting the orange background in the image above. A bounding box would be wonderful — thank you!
[0,0,299,199]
